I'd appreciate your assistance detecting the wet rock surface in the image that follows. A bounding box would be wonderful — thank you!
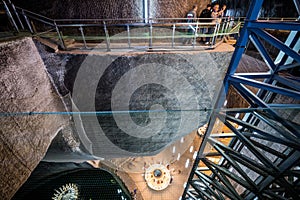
[12,0,210,19]
[11,0,298,26]
[13,0,143,19]
[0,38,69,199]
[36,41,233,158]
[149,0,211,19]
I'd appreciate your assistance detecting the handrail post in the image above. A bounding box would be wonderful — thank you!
[210,23,215,48]
[219,18,226,41]
[225,17,230,33]
[211,22,219,48]
[192,22,199,48]
[103,21,111,51]
[172,23,175,48]
[3,0,19,32]
[8,0,24,29]
[79,26,87,49]
[22,9,33,33]
[127,24,131,48]
[149,21,153,49]
[54,21,66,50]
[220,18,226,34]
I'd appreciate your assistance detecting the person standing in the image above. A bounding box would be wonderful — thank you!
[199,4,212,20]
[220,4,227,17]
[211,4,225,23]
[199,4,212,43]
[182,4,198,45]
[205,4,225,45]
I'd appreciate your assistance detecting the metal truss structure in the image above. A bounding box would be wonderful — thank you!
[182,0,300,199]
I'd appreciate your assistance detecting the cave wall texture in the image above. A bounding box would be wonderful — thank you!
[36,43,233,158]
[0,38,69,199]
[11,0,298,20]
[12,0,211,19]
[12,0,142,19]
[149,0,211,19]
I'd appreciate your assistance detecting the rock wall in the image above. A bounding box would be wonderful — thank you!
[12,0,210,19]
[36,42,233,158]
[10,0,299,22]
[149,0,211,19]
[12,0,142,19]
[0,38,69,199]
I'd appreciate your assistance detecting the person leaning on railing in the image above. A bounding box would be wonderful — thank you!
[205,4,226,45]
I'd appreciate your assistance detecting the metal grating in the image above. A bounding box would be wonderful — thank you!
[182,0,300,199]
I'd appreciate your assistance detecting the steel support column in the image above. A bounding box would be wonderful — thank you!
[182,0,300,199]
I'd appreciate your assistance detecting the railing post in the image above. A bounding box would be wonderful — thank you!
[211,22,219,48]
[3,0,19,32]
[79,26,87,49]
[192,22,199,48]
[103,21,111,51]
[127,24,131,48]
[8,0,24,29]
[54,21,66,50]
[172,24,176,48]
[149,21,153,49]
[22,9,33,33]
[221,17,226,33]
[225,17,230,33]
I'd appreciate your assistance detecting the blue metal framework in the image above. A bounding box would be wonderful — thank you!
[182,0,300,199]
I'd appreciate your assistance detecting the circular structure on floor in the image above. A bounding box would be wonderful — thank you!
[144,164,171,191]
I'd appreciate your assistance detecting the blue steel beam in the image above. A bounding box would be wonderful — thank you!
[248,21,300,31]
[229,75,300,99]
[234,72,272,79]
[190,182,216,200]
[195,171,237,199]
[249,33,277,71]
[275,31,300,67]
[226,0,263,76]
[245,151,300,199]
[224,121,280,172]
[251,29,300,63]
[253,111,300,141]
[293,0,300,15]
[183,0,300,199]
[202,158,254,196]
[192,178,223,200]
[207,141,260,190]
[221,113,300,148]
[210,137,272,175]
[273,75,300,91]
[232,83,300,137]
[278,62,300,71]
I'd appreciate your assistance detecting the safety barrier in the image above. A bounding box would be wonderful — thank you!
[1,1,241,51]
[2,1,297,51]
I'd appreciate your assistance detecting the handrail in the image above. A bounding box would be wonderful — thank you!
[43,17,299,23]
[5,3,297,51]
[54,22,221,27]
[15,6,54,22]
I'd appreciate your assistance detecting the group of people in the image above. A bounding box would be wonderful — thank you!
[183,3,227,45]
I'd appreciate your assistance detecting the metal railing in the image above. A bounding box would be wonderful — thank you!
[3,1,298,52]
[2,3,242,51]
[20,10,241,50]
